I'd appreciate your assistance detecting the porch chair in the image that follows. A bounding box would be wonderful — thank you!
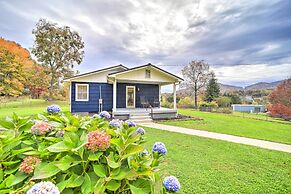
[140,96,150,109]
[153,97,160,108]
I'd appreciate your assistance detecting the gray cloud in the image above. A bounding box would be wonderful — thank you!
[0,0,290,86]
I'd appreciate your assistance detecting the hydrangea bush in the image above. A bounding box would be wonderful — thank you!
[0,106,180,193]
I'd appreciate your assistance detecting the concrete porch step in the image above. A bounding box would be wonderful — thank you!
[130,115,151,119]
[131,118,153,123]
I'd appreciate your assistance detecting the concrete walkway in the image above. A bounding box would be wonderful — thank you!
[140,122,291,153]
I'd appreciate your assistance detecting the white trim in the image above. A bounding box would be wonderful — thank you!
[64,65,128,82]
[69,83,72,112]
[108,64,183,82]
[126,86,136,108]
[113,79,117,113]
[75,83,89,101]
[173,83,177,110]
[159,84,161,103]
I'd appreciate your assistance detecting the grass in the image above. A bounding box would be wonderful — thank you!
[232,111,290,124]
[160,109,291,144]
[143,127,291,193]
[0,99,69,118]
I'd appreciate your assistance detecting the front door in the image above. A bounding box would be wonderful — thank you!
[126,86,135,108]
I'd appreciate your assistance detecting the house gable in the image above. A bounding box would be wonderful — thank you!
[108,64,183,85]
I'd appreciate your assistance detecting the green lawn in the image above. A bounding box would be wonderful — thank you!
[0,99,69,118]
[144,127,291,193]
[232,111,290,124]
[160,109,291,144]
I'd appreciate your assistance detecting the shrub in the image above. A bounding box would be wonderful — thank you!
[177,97,194,108]
[0,107,180,193]
[199,101,218,108]
[199,101,218,112]
[161,97,172,108]
[268,103,291,121]
[216,108,233,114]
[216,96,231,107]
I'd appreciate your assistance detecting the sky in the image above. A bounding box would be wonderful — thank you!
[0,0,291,88]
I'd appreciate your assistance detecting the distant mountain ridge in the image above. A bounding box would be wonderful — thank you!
[244,80,283,90]
[219,80,284,92]
[177,80,284,95]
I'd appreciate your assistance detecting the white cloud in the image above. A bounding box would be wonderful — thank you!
[212,63,291,86]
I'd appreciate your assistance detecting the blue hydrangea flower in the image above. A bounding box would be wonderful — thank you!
[27,181,60,194]
[136,127,145,135]
[152,142,167,155]
[125,120,136,127]
[139,149,149,155]
[109,119,121,128]
[163,176,181,193]
[92,114,101,119]
[47,104,61,113]
[99,111,111,119]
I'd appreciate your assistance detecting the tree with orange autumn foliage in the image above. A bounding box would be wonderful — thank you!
[268,79,291,120]
[0,37,50,97]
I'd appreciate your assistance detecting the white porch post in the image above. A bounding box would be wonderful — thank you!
[113,79,117,113]
[159,84,161,107]
[173,83,177,110]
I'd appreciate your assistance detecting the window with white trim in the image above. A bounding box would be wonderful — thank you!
[145,69,151,78]
[76,84,89,101]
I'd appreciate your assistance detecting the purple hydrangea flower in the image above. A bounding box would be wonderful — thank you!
[125,120,136,127]
[109,119,121,128]
[139,149,149,155]
[136,127,145,135]
[99,111,111,119]
[47,104,61,114]
[27,181,60,194]
[92,114,101,119]
[153,142,167,155]
[163,176,181,193]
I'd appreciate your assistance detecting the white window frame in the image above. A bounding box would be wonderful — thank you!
[126,86,136,108]
[75,83,89,101]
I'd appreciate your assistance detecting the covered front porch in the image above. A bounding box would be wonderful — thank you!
[107,64,183,119]
[113,107,178,120]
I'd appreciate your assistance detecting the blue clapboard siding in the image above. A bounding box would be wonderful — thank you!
[117,83,159,108]
[71,82,159,112]
[71,82,113,112]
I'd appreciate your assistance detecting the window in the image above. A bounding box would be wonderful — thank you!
[76,84,89,101]
[145,69,151,78]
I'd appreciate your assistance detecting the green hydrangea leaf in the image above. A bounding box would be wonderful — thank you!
[47,141,70,152]
[66,174,84,188]
[88,152,102,161]
[93,164,106,178]
[106,180,121,191]
[32,163,61,180]
[81,173,91,194]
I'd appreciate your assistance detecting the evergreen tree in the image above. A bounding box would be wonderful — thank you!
[204,73,220,102]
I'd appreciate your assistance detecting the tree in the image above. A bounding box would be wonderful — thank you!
[204,72,220,102]
[268,79,291,119]
[26,65,50,98]
[0,37,49,98]
[181,60,211,108]
[0,49,25,96]
[223,92,242,104]
[216,96,231,107]
[32,19,84,100]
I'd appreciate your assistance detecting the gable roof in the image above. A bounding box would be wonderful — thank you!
[64,64,128,81]
[108,63,184,82]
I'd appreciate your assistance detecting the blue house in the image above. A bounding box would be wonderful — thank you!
[64,63,183,120]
